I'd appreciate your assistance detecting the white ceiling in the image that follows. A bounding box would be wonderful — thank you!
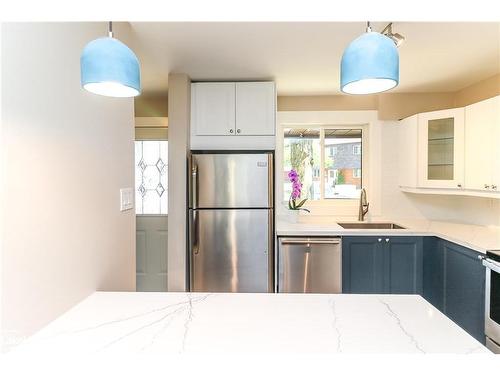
[130,22,500,96]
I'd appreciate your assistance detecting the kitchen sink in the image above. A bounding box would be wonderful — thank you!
[337,222,406,229]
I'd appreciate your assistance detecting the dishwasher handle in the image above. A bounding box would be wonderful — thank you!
[280,238,341,245]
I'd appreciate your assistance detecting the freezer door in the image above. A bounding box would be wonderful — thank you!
[278,237,342,293]
[189,153,273,209]
[190,209,272,292]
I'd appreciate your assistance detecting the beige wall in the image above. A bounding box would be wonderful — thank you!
[454,73,500,108]
[167,73,190,292]
[277,95,378,111]
[137,73,499,121]
[1,23,136,349]
[377,92,456,120]
[135,94,168,117]
[276,74,500,120]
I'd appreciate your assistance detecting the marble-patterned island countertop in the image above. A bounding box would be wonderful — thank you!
[9,292,490,355]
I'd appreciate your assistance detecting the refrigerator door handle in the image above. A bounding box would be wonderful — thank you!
[190,210,200,255]
[191,162,198,209]
[268,153,273,208]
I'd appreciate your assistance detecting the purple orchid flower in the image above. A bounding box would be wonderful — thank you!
[288,169,298,182]
[287,169,309,212]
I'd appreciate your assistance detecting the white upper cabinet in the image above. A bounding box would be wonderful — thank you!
[398,115,418,188]
[465,96,500,192]
[191,81,276,139]
[235,82,275,136]
[417,108,465,189]
[191,82,236,136]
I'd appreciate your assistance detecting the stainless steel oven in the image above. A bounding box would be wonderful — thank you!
[483,250,500,353]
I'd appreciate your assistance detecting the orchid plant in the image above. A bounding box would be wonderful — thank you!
[287,169,310,212]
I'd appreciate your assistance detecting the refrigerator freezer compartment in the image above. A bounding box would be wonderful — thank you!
[189,152,273,209]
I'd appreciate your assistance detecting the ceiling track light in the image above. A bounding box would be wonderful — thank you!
[381,22,406,47]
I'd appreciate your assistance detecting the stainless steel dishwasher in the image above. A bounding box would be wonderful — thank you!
[277,237,342,293]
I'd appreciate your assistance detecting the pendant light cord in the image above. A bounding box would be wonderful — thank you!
[108,21,113,38]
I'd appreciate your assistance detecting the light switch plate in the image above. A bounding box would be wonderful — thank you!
[120,188,134,211]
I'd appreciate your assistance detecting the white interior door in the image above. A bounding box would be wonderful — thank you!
[136,216,168,291]
[135,139,169,291]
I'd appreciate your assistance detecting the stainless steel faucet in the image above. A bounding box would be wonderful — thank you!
[358,188,369,221]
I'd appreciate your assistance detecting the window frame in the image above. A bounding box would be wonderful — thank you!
[277,111,373,210]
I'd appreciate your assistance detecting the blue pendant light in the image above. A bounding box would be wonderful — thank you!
[341,22,399,95]
[81,22,141,97]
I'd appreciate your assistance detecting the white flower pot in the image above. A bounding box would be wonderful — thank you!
[285,209,300,223]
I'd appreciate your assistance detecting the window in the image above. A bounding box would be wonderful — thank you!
[283,128,321,200]
[283,127,363,201]
[135,140,168,214]
[328,146,337,157]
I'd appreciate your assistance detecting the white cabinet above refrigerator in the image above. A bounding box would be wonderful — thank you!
[190,81,276,150]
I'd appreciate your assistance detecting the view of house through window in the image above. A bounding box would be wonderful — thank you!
[284,128,362,201]
[283,129,321,200]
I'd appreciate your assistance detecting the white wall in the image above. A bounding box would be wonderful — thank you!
[1,23,136,350]
[380,121,500,227]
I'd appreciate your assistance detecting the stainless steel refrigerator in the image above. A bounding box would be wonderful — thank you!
[188,151,274,293]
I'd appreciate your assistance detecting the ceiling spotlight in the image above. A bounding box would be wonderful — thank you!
[381,23,406,47]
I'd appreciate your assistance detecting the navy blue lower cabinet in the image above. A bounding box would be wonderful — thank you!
[342,236,384,293]
[423,238,485,344]
[442,240,485,344]
[423,236,445,312]
[342,236,422,294]
[383,236,423,294]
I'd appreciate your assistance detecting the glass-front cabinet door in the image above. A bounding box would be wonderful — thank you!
[417,108,465,188]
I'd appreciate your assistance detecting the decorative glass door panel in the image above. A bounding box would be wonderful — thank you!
[135,140,168,214]
[418,108,464,189]
[427,117,454,180]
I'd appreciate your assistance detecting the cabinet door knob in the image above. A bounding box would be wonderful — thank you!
[378,238,382,242]
[236,129,241,134]
[484,184,490,189]
[385,238,390,242]
[457,184,462,188]
[229,129,234,134]
[492,185,497,190]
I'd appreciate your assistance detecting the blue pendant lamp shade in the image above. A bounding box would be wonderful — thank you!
[341,31,399,95]
[81,36,141,97]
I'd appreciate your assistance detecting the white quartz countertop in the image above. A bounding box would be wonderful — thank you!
[276,218,500,254]
[9,292,489,355]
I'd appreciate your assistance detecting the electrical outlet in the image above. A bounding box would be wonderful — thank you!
[120,188,134,211]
